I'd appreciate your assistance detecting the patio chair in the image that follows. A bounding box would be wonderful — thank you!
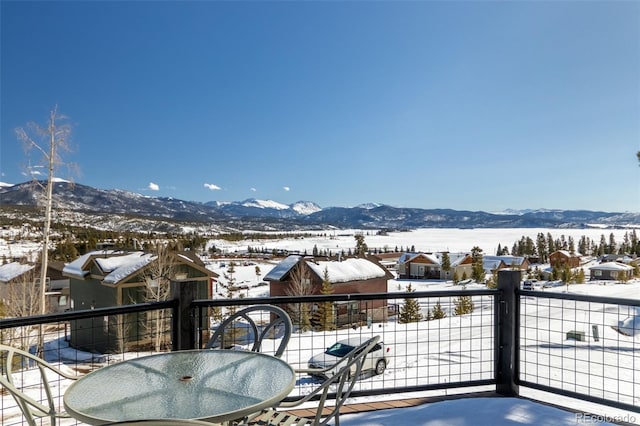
[205,304,292,358]
[238,336,381,426]
[0,343,80,426]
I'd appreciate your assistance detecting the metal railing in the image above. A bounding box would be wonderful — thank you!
[0,270,638,425]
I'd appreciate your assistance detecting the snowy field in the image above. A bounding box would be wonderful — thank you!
[2,228,640,425]
[205,227,637,257]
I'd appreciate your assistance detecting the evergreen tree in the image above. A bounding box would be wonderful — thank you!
[354,234,368,257]
[547,233,556,254]
[536,233,548,263]
[454,284,475,315]
[399,283,423,323]
[486,270,498,289]
[471,246,484,283]
[431,301,446,319]
[312,268,335,331]
[441,252,451,280]
[609,233,617,254]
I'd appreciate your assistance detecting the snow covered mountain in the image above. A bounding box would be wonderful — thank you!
[0,180,638,233]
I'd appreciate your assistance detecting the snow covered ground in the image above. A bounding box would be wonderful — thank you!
[2,228,639,425]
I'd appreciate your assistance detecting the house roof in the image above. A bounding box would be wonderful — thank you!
[264,255,390,283]
[588,262,634,272]
[306,258,389,283]
[483,255,527,266]
[398,252,439,265]
[63,250,124,278]
[0,262,35,283]
[99,252,155,284]
[263,255,303,281]
[63,250,217,284]
[551,250,580,258]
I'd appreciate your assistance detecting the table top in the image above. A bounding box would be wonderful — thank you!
[63,349,296,425]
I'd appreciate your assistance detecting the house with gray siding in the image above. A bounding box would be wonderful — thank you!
[63,250,217,353]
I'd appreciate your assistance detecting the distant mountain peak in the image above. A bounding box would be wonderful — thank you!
[357,202,384,210]
[291,201,322,215]
[240,198,289,210]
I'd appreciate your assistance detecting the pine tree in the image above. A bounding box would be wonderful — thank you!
[312,267,335,331]
[471,246,484,283]
[399,283,423,323]
[354,234,368,257]
[431,301,446,319]
[441,252,451,281]
[454,284,475,315]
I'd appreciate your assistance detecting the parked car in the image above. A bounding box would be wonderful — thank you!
[307,337,391,378]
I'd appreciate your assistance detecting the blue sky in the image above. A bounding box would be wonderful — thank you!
[1,1,638,213]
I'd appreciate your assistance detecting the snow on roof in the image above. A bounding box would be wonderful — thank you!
[553,250,578,257]
[63,250,121,278]
[306,258,387,283]
[483,255,526,266]
[63,250,156,283]
[449,253,470,267]
[0,262,35,282]
[588,262,634,272]
[264,255,302,281]
[100,252,155,284]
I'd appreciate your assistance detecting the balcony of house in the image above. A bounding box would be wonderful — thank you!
[1,270,639,425]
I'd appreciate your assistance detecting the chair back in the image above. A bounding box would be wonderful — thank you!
[0,344,79,426]
[205,304,293,358]
[283,335,381,426]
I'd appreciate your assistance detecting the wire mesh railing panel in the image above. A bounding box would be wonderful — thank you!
[0,305,174,425]
[519,293,640,412]
[195,292,496,399]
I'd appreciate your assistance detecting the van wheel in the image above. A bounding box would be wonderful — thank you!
[374,359,386,375]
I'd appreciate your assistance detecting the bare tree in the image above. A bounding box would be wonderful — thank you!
[3,266,41,349]
[285,263,313,331]
[141,244,175,352]
[16,106,76,354]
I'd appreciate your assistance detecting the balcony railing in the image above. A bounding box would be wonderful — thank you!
[0,270,638,425]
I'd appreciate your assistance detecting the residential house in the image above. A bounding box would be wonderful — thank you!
[397,252,474,281]
[588,262,634,281]
[264,255,393,326]
[397,253,441,279]
[482,256,529,275]
[370,252,403,271]
[0,261,70,314]
[549,250,581,269]
[63,250,218,353]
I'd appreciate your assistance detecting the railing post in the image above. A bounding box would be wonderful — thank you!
[496,269,521,397]
[171,280,198,351]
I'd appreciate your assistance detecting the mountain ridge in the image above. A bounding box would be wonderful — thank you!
[0,180,638,233]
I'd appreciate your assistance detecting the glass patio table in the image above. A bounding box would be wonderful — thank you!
[63,349,296,425]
